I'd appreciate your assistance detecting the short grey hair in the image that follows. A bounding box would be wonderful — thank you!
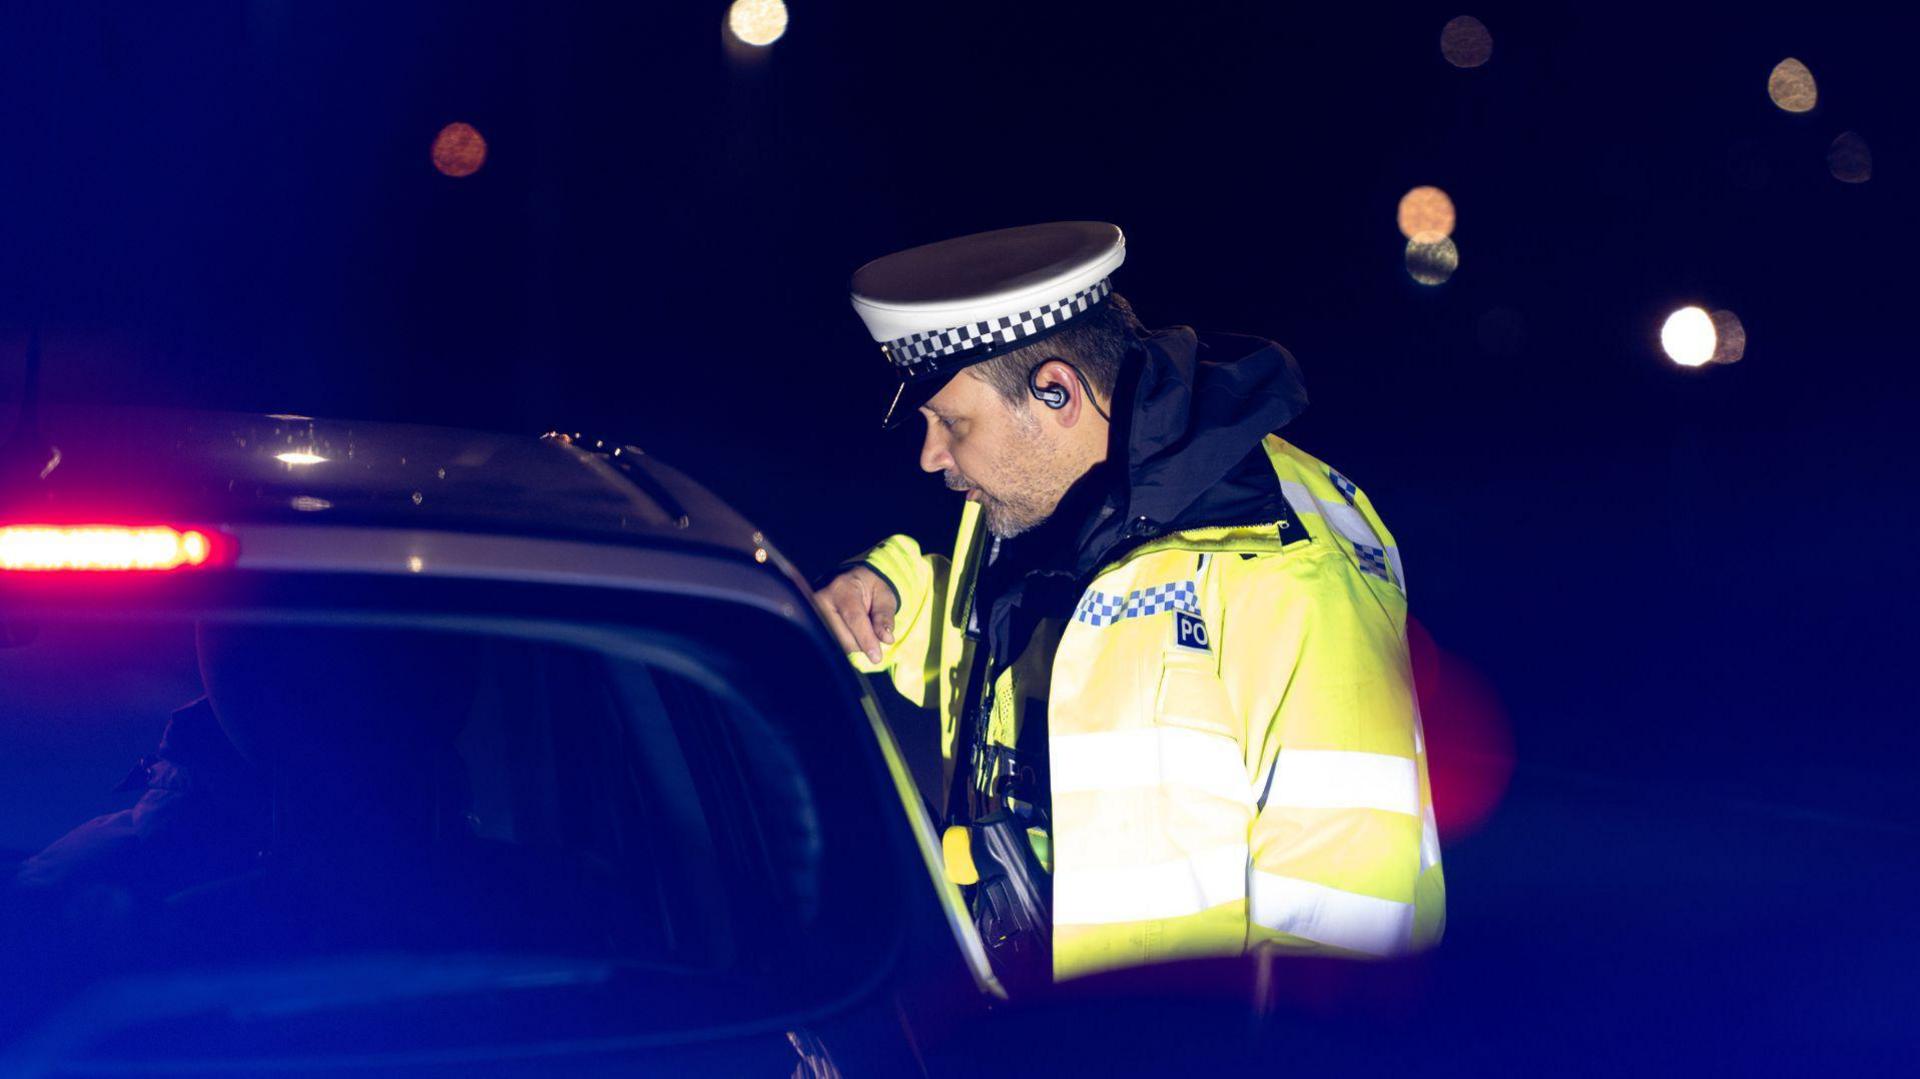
[965,291,1144,408]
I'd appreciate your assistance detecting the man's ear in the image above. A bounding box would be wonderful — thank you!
[1031,358,1085,426]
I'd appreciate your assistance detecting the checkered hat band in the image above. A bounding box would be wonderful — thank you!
[1073,580,1200,628]
[883,278,1113,370]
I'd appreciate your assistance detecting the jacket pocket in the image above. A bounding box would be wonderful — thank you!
[1149,664,1256,816]
[1154,665,1240,746]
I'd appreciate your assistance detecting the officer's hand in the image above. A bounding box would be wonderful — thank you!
[814,565,898,665]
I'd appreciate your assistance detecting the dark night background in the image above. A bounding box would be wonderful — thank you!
[2,0,1914,1063]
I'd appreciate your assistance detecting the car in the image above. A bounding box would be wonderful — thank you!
[0,405,1004,1076]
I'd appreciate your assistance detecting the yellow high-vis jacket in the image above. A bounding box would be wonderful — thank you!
[850,328,1444,982]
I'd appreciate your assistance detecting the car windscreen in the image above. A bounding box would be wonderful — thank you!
[0,588,902,1065]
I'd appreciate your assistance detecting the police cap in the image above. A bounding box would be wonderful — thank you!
[849,221,1126,429]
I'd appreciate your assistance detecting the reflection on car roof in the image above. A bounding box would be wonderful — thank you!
[15,406,760,553]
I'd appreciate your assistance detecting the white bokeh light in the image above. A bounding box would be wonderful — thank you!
[727,0,788,47]
[1405,236,1459,286]
[1661,307,1717,367]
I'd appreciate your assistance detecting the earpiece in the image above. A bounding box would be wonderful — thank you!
[1028,364,1069,409]
[1026,360,1111,421]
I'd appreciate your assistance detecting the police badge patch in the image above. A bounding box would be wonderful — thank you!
[1173,610,1211,653]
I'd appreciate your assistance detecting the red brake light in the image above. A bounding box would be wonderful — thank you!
[0,525,225,572]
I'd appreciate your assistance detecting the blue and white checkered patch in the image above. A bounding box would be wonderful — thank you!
[1329,468,1358,506]
[1073,580,1200,627]
[1354,543,1391,582]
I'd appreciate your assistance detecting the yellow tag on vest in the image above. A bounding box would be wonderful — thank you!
[942,825,979,886]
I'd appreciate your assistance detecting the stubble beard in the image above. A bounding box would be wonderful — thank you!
[981,493,1046,540]
[947,471,1044,539]
[944,424,1061,541]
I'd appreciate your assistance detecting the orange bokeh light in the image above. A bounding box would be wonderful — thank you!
[1767,58,1817,113]
[1398,185,1456,244]
[432,122,487,178]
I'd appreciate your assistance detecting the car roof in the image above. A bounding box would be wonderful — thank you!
[1,406,767,556]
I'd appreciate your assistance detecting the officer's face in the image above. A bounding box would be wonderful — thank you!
[918,373,1072,539]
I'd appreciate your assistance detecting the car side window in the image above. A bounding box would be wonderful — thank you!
[0,619,828,978]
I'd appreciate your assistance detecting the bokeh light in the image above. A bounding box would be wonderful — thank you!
[1439,16,1492,68]
[1709,309,1747,364]
[1829,131,1872,183]
[727,0,788,47]
[1661,306,1716,367]
[431,122,487,178]
[1398,186,1456,244]
[1405,237,1459,286]
[1767,58,1817,113]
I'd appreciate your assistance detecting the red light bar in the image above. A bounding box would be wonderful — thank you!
[0,525,223,572]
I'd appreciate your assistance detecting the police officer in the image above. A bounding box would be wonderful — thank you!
[814,222,1445,987]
